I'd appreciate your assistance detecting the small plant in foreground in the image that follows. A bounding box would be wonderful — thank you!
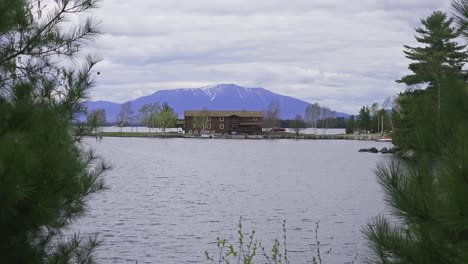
[205,218,357,264]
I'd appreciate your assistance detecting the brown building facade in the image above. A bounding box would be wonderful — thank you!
[184,110,263,135]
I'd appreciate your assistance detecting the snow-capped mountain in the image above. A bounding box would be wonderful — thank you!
[85,84,349,121]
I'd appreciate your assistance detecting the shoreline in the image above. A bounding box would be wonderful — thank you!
[87,132,390,141]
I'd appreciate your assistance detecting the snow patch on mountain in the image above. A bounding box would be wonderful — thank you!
[85,84,350,120]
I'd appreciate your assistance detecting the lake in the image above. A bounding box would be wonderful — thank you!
[75,137,392,263]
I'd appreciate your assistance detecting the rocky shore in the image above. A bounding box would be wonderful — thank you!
[358,147,415,159]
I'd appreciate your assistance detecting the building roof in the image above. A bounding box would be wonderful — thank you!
[184,110,263,118]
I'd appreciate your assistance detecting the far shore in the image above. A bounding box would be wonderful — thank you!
[87,131,390,141]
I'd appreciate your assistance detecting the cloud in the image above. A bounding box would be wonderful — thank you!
[84,0,454,114]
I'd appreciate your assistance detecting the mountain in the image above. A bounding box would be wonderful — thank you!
[83,100,121,122]
[85,84,350,120]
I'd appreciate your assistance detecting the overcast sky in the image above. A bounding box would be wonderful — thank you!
[86,0,452,114]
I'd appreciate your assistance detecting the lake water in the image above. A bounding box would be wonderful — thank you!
[75,137,392,263]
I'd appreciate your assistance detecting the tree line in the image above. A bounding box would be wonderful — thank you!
[346,99,393,134]
[280,116,347,129]
[263,101,341,135]
[87,101,179,134]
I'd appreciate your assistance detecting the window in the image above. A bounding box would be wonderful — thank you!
[207,116,211,121]
[193,123,196,128]
[207,124,211,129]
[253,117,257,121]
[194,130,199,134]
[189,130,193,134]
[220,117,224,121]
[220,124,224,129]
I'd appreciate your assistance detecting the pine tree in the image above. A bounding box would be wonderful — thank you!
[345,115,356,134]
[391,89,439,152]
[397,11,467,87]
[393,11,468,151]
[365,74,468,264]
[0,1,107,263]
[357,106,371,132]
[365,3,468,262]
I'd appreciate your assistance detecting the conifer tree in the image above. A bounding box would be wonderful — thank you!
[357,106,371,132]
[365,74,468,264]
[393,11,468,151]
[365,2,468,262]
[0,0,107,263]
[345,115,356,134]
[397,11,467,87]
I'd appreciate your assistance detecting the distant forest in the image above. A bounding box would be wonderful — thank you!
[280,116,347,129]
[102,117,347,129]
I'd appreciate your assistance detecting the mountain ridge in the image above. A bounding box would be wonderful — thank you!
[85,84,350,121]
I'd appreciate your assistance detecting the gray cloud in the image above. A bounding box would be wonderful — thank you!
[85,0,453,114]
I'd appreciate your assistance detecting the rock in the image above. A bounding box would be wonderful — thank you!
[358,147,379,153]
[380,147,389,154]
[369,147,379,153]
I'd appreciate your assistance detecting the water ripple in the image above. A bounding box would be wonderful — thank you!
[73,138,392,263]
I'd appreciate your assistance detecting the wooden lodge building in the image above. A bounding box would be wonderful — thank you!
[184,110,263,135]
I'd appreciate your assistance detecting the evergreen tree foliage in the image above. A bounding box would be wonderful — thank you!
[377,108,391,134]
[0,0,106,263]
[370,102,380,133]
[357,106,371,132]
[393,11,468,151]
[365,74,468,264]
[290,114,306,136]
[396,11,467,87]
[391,89,441,153]
[316,116,346,129]
[345,115,356,134]
[280,116,346,129]
[365,3,468,261]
